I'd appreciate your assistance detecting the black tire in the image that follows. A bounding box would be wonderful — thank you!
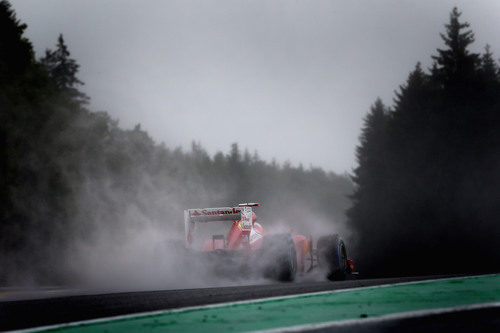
[317,234,349,281]
[260,234,297,282]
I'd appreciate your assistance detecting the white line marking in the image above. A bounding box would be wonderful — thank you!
[13,273,499,332]
[251,302,500,332]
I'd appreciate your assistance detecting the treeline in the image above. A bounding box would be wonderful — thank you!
[349,8,500,276]
[0,1,352,284]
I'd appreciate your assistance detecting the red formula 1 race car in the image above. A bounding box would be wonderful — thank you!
[184,203,356,281]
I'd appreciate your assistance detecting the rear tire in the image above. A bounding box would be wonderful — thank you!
[260,234,297,282]
[317,234,348,281]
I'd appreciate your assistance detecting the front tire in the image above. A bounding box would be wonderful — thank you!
[317,234,348,280]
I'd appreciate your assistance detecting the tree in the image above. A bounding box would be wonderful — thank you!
[40,34,89,105]
[349,98,389,194]
[479,45,499,83]
[0,0,34,84]
[347,99,390,265]
[431,7,479,91]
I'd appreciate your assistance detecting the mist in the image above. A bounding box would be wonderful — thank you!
[57,163,351,290]
[0,12,354,289]
[2,0,500,291]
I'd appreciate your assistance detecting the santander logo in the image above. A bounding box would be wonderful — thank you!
[190,207,242,216]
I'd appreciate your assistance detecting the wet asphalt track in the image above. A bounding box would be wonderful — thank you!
[0,274,496,332]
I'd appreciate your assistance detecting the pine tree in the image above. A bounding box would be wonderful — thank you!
[479,45,500,88]
[389,63,438,198]
[431,7,479,91]
[0,0,34,83]
[40,34,89,105]
[347,99,390,266]
[429,7,481,212]
[350,98,389,192]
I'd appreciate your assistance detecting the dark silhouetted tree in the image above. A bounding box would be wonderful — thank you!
[347,99,390,264]
[40,34,89,105]
[349,7,500,276]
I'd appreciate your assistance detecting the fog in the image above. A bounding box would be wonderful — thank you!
[12,0,500,173]
[51,172,349,290]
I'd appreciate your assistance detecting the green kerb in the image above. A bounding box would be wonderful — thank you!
[37,274,500,333]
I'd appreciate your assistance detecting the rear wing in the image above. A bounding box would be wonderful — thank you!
[184,205,257,247]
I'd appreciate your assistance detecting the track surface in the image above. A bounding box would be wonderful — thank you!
[0,275,490,331]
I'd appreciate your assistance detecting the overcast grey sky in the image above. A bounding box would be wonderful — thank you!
[12,0,500,173]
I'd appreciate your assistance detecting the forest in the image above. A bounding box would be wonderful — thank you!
[0,1,352,284]
[1,1,499,284]
[348,8,500,276]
